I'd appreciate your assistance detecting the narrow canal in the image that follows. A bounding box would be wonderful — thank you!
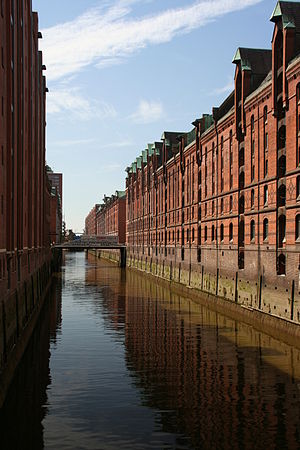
[1,251,300,449]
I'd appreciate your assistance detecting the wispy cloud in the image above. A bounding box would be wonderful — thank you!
[50,138,97,148]
[40,0,262,82]
[130,99,164,124]
[210,78,234,96]
[47,86,117,120]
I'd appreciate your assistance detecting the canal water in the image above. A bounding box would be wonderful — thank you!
[1,251,300,450]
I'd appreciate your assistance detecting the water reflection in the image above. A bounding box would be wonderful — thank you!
[0,252,299,449]
[0,277,62,450]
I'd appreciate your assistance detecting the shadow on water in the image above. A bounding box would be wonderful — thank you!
[0,252,300,449]
[0,277,62,450]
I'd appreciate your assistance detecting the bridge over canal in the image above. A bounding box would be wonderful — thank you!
[54,236,127,267]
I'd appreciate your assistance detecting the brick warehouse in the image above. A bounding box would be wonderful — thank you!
[125,1,300,323]
[0,1,60,405]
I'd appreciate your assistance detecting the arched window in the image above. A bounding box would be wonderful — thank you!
[212,225,215,241]
[278,183,286,207]
[277,253,286,275]
[239,171,245,189]
[278,125,286,150]
[220,223,224,241]
[296,215,300,241]
[251,189,255,209]
[278,215,286,247]
[250,220,255,242]
[204,226,207,241]
[239,195,244,214]
[264,185,268,205]
[263,218,268,240]
[229,223,233,241]
[278,154,286,178]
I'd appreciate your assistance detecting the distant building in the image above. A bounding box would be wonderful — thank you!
[96,191,126,243]
[85,204,100,236]
[47,167,63,244]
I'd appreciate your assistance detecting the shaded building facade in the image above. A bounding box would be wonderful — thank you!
[0,0,56,405]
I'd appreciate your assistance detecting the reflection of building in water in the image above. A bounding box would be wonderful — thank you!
[85,256,127,331]
[122,270,300,449]
[0,278,62,450]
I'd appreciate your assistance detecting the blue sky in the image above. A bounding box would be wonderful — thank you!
[32,0,276,232]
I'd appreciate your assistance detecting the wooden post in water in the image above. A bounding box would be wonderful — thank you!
[235,272,238,303]
[291,280,295,321]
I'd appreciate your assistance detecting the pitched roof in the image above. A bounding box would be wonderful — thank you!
[271,1,300,29]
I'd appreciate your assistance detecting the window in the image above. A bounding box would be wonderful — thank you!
[204,226,207,241]
[220,198,224,214]
[278,215,286,247]
[250,220,255,242]
[296,215,300,241]
[220,223,224,241]
[229,195,233,212]
[264,186,268,205]
[212,200,214,216]
[264,106,268,177]
[251,115,255,181]
[297,176,300,199]
[277,253,286,275]
[229,223,233,241]
[278,184,286,207]
[263,218,268,240]
[251,189,255,209]
[212,225,215,241]
[192,228,194,242]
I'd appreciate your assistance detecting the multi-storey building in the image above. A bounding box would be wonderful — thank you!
[85,204,99,236]
[0,0,56,404]
[96,191,126,243]
[126,1,300,322]
[47,167,63,244]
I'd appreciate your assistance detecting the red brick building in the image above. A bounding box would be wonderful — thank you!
[0,0,55,392]
[96,191,126,243]
[85,204,99,236]
[126,1,300,322]
[47,168,63,244]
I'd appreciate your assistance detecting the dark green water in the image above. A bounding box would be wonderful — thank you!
[0,251,300,450]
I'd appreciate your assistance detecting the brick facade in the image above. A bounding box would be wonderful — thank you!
[96,191,126,244]
[125,2,300,321]
[0,0,57,392]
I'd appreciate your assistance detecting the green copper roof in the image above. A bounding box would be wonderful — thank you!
[147,143,155,156]
[136,156,142,169]
[142,150,148,163]
[131,162,137,173]
[270,2,296,28]
[232,48,251,70]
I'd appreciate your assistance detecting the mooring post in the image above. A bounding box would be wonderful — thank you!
[120,247,126,268]
[258,274,263,309]
[216,268,219,297]
[235,272,238,303]
[291,280,295,321]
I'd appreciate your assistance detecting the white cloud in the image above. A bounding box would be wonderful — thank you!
[40,0,263,82]
[130,99,163,124]
[210,78,234,95]
[47,86,117,120]
[50,138,96,148]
